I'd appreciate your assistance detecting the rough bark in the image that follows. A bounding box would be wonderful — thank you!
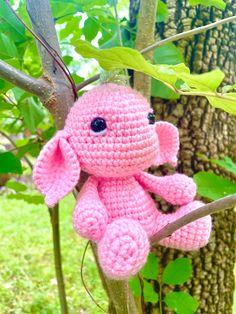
[130,0,236,313]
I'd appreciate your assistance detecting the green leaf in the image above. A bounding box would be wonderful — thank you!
[179,69,225,92]
[28,143,41,157]
[143,280,159,303]
[208,157,236,176]
[71,73,84,84]
[128,277,141,297]
[193,171,236,200]
[157,0,169,23]
[73,39,190,87]
[162,258,192,285]
[0,152,22,174]
[153,43,184,65]
[19,98,45,133]
[41,126,56,140]
[51,0,78,20]
[100,31,123,49]
[0,101,13,111]
[72,40,236,114]
[63,55,73,66]
[151,80,180,99]
[7,193,45,204]
[164,291,199,314]
[83,17,100,41]
[60,16,82,40]
[0,0,26,41]
[140,253,159,280]
[23,41,42,77]
[0,59,20,73]
[152,43,184,99]
[189,0,226,10]
[81,0,107,9]
[207,93,236,115]
[6,180,27,192]
[0,33,19,59]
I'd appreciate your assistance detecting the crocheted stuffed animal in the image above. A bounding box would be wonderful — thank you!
[33,83,212,280]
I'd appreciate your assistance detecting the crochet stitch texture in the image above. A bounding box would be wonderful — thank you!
[33,83,212,280]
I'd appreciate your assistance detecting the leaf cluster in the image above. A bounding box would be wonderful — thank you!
[129,254,198,314]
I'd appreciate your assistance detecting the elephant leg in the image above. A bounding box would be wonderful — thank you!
[157,201,212,251]
[98,218,150,280]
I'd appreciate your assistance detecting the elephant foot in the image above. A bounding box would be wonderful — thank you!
[98,218,149,280]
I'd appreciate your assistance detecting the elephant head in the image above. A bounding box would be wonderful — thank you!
[33,83,179,207]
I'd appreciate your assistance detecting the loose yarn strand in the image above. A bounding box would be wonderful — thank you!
[80,241,107,313]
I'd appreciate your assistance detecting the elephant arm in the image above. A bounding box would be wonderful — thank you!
[73,176,108,242]
[135,172,196,205]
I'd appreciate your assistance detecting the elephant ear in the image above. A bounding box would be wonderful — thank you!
[33,131,80,207]
[154,121,179,167]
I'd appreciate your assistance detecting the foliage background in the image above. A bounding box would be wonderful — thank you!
[0,0,235,313]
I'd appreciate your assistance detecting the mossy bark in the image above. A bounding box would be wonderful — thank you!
[130,0,236,313]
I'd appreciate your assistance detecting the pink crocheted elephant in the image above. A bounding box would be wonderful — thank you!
[33,83,211,280]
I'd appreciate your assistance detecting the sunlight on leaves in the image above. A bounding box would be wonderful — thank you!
[73,39,189,85]
[207,93,236,115]
[194,171,236,200]
[6,180,27,192]
[72,40,236,115]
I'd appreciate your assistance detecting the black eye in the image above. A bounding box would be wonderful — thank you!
[148,112,155,124]
[90,117,107,136]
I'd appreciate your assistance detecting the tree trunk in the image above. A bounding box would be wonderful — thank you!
[130,0,236,313]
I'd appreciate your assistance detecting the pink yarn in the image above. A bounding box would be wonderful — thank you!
[33,83,212,280]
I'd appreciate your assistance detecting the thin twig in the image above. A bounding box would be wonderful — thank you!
[48,204,68,314]
[0,59,52,100]
[151,194,236,244]
[76,74,100,91]
[112,0,129,80]
[141,15,236,54]
[113,0,123,47]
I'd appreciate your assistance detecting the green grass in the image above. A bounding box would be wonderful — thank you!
[0,194,108,313]
[0,193,235,314]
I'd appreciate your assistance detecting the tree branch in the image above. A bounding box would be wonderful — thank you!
[151,194,236,245]
[26,0,75,130]
[0,59,52,101]
[5,0,77,101]
[133,0,158,99]
[141,15,236,54]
